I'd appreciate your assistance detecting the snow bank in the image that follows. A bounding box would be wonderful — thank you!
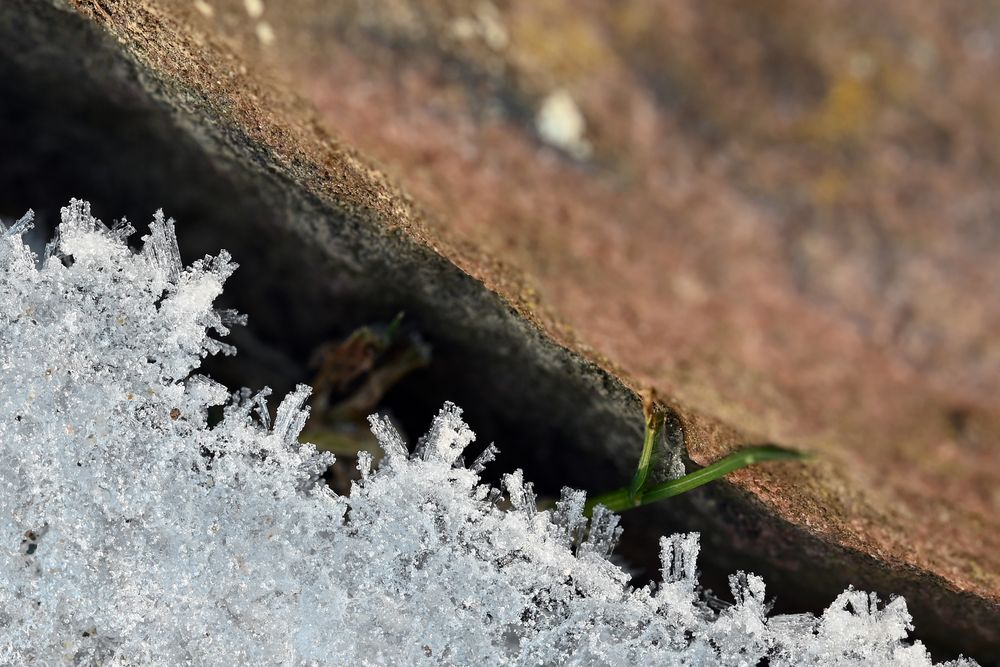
[0,201,976,665]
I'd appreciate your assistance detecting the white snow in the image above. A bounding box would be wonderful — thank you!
[0,201,977,665]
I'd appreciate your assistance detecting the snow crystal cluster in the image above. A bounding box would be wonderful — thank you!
[0,201,977,665]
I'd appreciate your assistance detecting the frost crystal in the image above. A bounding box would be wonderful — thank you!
[0,201,977,665]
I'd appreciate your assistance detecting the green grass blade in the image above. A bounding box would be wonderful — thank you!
[627,407,664,502]
[586,445,809,516]
[639,445,807,503]
[584,487,632,515]
[384,311,405,341]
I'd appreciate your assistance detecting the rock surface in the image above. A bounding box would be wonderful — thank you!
[1,0,997,659]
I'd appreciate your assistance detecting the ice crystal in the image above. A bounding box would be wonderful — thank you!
[0,201,977,665]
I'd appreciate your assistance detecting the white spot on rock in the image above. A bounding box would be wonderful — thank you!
[244,0,264,19]
[536,90,591,159]
[256,20,275,46]
[193,0,214,18]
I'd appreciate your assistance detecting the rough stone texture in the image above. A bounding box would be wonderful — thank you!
[1,0,998,660]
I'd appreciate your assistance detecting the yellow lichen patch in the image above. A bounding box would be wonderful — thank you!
[611,3,658,42]
[800,71,876,143]
[507,0,615,83]
[811,168,850,207]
